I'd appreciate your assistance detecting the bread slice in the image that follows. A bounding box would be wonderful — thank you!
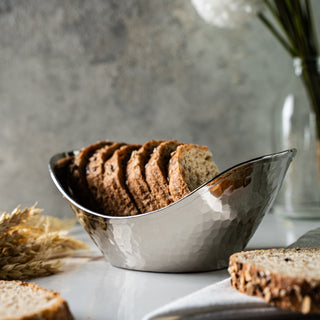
[54,155,75,196]
[0,280,74,320]
[126,140,164,213]
[69,140,110,206]
[86,142,125,211]
[102,144,141,216]
[145,140,181,209]
[60,139,220,216]
[168,144,220,201]
[228,248,320,314]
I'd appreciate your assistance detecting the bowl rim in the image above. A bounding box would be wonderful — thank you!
[49,148,297,220]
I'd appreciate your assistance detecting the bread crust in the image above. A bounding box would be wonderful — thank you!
[69,140,110,207]
[102,144,141,216]
[54,155,75,197]
[168,148,190,201]
[126,140,163,213]
[228,248,320,314]
[86,142,125,211]
[145,140,181,209]
[0,280,74,320]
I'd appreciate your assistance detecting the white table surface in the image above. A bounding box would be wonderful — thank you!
[33,213,320,320]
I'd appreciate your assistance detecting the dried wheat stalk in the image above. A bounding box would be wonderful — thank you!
[0,205,89,280]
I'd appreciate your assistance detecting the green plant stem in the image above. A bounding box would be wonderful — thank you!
[301,62,320,138]
[259,0,320,134]
[259,0,320,183]
[257,12,294,56]
[305,0,319,52]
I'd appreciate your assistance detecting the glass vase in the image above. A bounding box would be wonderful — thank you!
[272,57,320,219]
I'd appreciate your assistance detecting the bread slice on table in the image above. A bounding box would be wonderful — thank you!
[168,144,220,201]
[126,140,164,214]
[228,247,320,314]
[69,140,110,206]
[0,280,74,320]
[145,140,181,209]
[86,142,125,212]
[102,144,141,216]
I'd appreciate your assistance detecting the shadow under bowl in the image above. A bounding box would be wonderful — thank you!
[49,149,296,272]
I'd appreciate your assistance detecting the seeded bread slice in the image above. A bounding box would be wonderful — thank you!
[86,142,125,211]
[228,248,320,314]
[69,140,110,206]
[126,140,164,213]
[0,280,74,320]
[102,144,141,216]
[168,144,220,201]
[145,140,181,209]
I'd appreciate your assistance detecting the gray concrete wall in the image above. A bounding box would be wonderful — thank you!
[1,0,319,217]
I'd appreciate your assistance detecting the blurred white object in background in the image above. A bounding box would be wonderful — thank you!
[190,0,262,28]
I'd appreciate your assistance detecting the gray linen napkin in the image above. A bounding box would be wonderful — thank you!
[288,227,320,248]
[143,228,320,320]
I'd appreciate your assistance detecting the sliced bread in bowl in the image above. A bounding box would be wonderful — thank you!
[126,140,164,213]
[145,140,181,209]
[168,144,220,201]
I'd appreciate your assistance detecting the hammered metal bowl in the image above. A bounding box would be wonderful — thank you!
[49,149,296,272]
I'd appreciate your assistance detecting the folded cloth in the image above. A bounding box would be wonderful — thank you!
[142,278,304,320]
[143,227,320,320]
[288,227,320,248]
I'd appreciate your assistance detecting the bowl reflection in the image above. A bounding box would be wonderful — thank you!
[49,149,296,272]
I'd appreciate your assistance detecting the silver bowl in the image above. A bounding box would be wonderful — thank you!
[49,149,296,272]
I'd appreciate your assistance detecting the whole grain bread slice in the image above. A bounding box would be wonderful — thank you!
[0,280,74,320]
[168,144,220,201]
[126,140,164,213]
[228,247,320,314]
[102,144,141,216]
[145,140,181,209]
[69,140,110,207]
[86,142,125,211]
